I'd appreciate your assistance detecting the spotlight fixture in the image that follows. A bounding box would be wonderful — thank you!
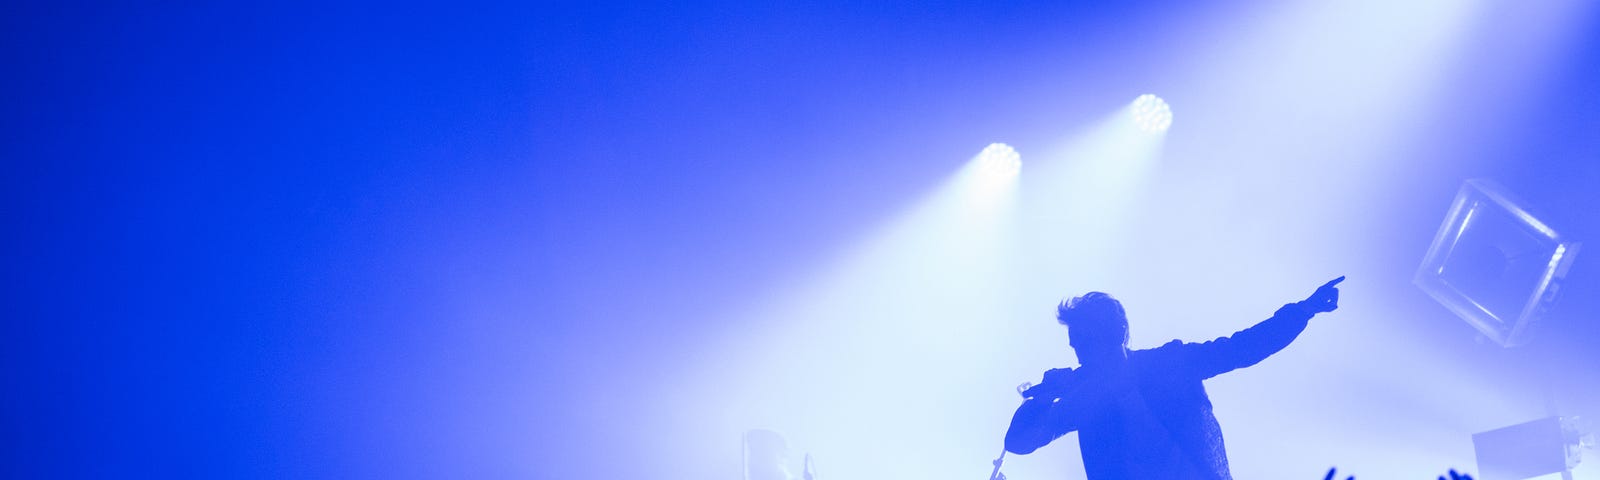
[1414,179,1581,347]
[977,143,1022,178]
[1131,94,1172,132]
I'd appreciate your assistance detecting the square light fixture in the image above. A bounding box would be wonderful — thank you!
[1415,179,1580,347]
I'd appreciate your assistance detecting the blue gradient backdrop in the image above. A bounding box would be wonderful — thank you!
[4,1,1598,478]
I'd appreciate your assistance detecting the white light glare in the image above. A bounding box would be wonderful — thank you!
[977,143,1021,178]
[1132,94,1173,132]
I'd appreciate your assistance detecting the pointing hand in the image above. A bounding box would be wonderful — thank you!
[1299,276,1344,313]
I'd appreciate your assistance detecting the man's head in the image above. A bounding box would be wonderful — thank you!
[1057,292,1130,365]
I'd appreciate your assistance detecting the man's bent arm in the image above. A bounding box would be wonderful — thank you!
[1004,396,1076,454]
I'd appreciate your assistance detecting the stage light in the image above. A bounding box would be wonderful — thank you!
[976,143,1021,178]
[1414,179,1582,347]
[1131,94,1172,132]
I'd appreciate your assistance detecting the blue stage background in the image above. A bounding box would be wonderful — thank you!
[4,1,1598,478]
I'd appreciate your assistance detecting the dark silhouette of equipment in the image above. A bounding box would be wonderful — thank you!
[1473,416,1593,480]
[743,429,794,480]
[742,429,818,480]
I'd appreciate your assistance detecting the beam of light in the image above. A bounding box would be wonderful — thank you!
[1012,103,1167,298]
[647,1,1600,477]
[1073,1,1597,477]
[669,145,1025,480]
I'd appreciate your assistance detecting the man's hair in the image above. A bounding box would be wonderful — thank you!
[1056,292,1129,342]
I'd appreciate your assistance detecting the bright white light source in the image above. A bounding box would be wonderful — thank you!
[976,143,1021,178]
[1131,94,1172,132]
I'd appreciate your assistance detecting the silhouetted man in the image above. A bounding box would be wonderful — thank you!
[1005,277,1343,480]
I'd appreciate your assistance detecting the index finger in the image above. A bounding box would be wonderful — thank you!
[1322,276,1346,289]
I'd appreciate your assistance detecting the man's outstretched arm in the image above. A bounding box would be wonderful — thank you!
[1180,276,1343,379]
